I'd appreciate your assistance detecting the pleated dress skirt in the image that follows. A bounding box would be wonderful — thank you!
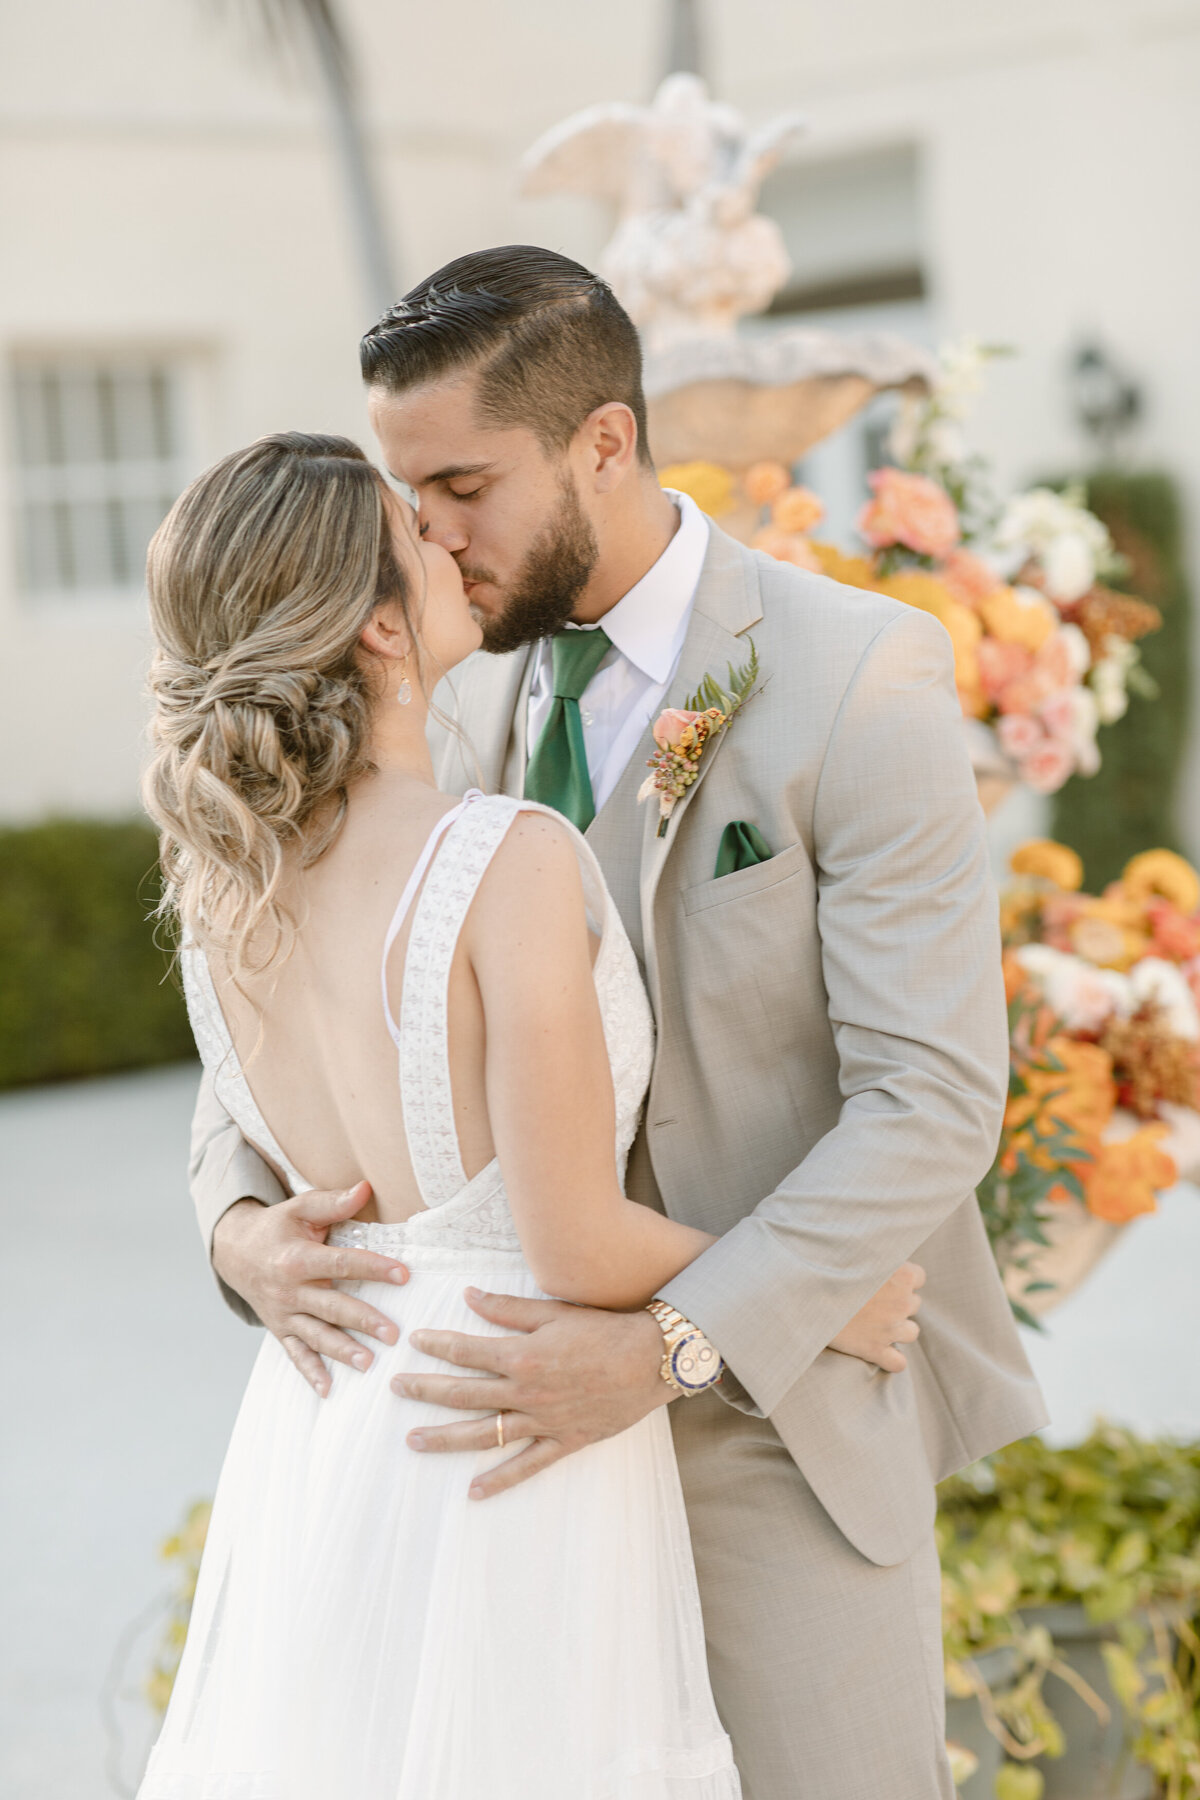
[138,1231,741,1800]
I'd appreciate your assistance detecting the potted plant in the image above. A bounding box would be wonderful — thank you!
[938,1428,1200,1797]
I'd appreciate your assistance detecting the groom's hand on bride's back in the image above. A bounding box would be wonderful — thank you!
[211,1183,410,1397]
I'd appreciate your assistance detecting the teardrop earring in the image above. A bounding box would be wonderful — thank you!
[396,658,413,707]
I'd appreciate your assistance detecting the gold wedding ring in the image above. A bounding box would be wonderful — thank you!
[495,1412,506,1450]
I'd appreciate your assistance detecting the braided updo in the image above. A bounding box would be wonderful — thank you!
[143,432,414,969]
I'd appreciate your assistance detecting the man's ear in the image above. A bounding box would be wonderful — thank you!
[580,402,639,494]
[359,598,412,665]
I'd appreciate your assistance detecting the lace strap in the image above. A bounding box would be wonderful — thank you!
[380,792,481,1052]
[396,793,522,1205]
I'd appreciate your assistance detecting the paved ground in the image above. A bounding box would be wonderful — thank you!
[1,1065,258,1800]
[2,1063,1198,1798]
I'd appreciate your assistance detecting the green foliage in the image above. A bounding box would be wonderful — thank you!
[684,639,760,719]
[974,994,1088,1329]
[1052,470,1191,886]
[0,816,192,1088]
[939,1426,1200,1790]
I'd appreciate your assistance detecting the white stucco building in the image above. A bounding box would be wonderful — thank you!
[2,0,1199,837]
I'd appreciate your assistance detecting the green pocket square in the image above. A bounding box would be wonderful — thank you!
[714,820,774,879]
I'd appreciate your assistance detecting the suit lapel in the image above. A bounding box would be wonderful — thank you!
[637,528,764,1002]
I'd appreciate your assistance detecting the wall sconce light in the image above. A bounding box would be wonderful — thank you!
[1070,340,1142,461]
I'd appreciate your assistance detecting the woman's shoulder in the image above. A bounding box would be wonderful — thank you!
[464,799,593,950]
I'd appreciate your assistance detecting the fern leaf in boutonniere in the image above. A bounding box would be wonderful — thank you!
[638,642,762,838]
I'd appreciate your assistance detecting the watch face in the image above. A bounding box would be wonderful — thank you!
[669,1333,721,1393]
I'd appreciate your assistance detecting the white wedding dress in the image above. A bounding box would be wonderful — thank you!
[139,791,740,1800]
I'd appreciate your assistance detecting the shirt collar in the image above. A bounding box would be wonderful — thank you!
[597,490,710,683]
[549,490,710,684]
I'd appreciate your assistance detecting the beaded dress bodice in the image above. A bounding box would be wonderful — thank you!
[181,793,655,1258]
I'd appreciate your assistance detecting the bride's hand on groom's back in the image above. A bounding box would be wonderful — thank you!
[827,1262,924,1374]
[211,1184,410,1397]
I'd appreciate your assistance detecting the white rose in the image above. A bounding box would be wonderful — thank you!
[1042,530,1095,603]
[1058,622,1092,679]
[1090,657,1130,725]
[1129,957,1200,1041]
[1015,943,1132,1032]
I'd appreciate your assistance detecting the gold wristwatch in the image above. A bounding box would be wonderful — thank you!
[645,1301,724,1395]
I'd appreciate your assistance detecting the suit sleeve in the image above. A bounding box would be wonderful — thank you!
[658,607,1009,1417]
[190,1066,286,1326]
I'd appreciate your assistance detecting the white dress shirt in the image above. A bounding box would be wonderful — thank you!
[525,491,710,816]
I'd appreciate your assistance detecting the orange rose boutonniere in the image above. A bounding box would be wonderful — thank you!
[639,643,761,838]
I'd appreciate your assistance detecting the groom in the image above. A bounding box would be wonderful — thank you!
[192,246,1046,1798]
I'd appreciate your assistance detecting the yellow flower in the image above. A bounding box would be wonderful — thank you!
[658,461,736,517]
[1121,850,1200,916]
[876,572,982,699]
[1010,840,1084,891]
[811,542,877,588]
[979,584,1058,653]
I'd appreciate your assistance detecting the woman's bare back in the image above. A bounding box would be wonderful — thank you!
[210,772,599,1224]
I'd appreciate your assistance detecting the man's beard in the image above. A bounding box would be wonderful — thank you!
[467,473,599,656]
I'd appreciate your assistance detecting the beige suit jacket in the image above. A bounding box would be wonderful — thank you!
[189,522,1046,1566]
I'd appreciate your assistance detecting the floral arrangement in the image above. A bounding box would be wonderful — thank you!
[660,342,1161,796]
[978,838,1200,1315]
[638,645,760,836]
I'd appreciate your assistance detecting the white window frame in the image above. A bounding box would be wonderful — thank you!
[5,348,204,609]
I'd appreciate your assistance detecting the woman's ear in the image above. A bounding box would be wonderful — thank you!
[359,598,412,665]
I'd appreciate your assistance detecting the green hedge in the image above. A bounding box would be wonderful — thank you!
[0,817,193,1089]
[1051,470,1191,887]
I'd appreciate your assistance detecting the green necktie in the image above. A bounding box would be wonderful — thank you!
[524,627,612,832]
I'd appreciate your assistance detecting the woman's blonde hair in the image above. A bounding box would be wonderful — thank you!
[143,431,414,969]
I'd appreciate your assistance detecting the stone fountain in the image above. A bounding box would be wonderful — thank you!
[519,73,937,485]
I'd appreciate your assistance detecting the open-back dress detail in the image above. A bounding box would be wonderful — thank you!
[139,792,741,1800]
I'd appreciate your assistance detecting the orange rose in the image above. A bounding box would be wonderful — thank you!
[751,527,823,571]
[742,461,791,507]
[979,585,1058,654]
[771,485,825,534]
[1005,1037,1116,1142]
[1084,1126,1176,1223]
[857,469,960,559]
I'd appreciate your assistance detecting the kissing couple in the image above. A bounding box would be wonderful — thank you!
[139,245,1045,1800]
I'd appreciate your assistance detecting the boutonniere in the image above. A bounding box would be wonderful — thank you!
[639,642,762,838]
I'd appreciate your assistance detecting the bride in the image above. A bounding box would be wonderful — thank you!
[138,431,920,1799]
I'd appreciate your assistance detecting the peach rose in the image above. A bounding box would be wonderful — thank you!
[652,707,709,752]
[1019,740,1075,794]
[1147,899,1200,962]
[771,485,825,534]
[997,714,1044,761]
[977,638,1034,703]
[940,548,1001,607]
[742,461,791,507]
[751,527,823,571]
[857,468,960,559]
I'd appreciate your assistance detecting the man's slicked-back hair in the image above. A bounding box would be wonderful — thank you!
[360,246,654,466]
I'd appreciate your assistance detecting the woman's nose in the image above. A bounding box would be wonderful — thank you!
[420,509,469,555]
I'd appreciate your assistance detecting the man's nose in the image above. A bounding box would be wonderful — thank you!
[419,507,469,555]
